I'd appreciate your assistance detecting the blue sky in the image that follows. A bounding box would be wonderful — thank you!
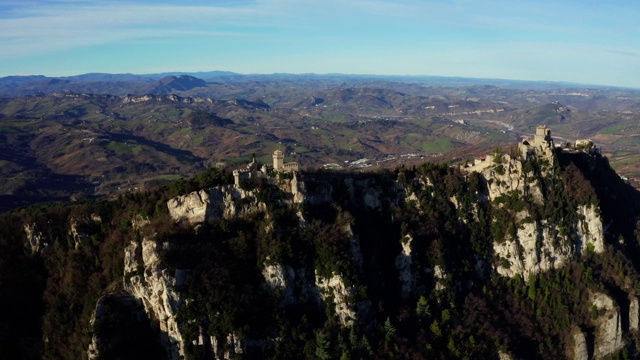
[1,0,639,88]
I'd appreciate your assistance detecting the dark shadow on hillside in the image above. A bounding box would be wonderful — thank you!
[108,133,204,165]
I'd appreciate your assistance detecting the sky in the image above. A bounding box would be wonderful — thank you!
[1,0,639,88]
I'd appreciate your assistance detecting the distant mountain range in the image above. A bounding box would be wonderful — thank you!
[1,71,632,99]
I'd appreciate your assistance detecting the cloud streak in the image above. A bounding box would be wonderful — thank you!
[0,1,263,57]
[2,0,632,57]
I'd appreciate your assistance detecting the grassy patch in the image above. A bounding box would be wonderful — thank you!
[613,137,640,147]
[0,126,28,134]
[162,108,184,118]
[421,138,455,153]
[404,133,422,143]
[106,141,132,155]
[609,155,640,166]
[320,112,350,122]
[413,118,434,129]
[151,174,183,181]
[600,124,625,134]
[338,129,360,137]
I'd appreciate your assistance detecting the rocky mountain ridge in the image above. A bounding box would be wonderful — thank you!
[2,131,640,359]
[112,141,638,358]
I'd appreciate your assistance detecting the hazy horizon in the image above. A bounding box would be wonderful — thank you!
[1,1,639,88]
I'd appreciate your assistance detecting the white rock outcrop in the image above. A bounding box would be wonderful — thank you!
[433,265,448,291]
[576,204,605,255]
[630,296,639,332]
[316,272,356,326]
[493,218,574,278]
[483,152,605,278]
[569,327,589,360]
[498,350,514,360]
[395,234,414,298]
[24,223,49,255]
[279,175,306,205]
[262,261,295,304]
[590,292,624,359]
[493,205,605,278]
[484,156,527,202]
[208,332,245,360]
[167,177,307,225]
[166,189,211,223]
[124,237,186,360]
[69,218,90,249]
[167,186,266,224]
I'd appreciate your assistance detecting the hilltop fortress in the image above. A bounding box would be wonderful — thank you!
[463,125,596,173]
[519,124,555,160]
[233,149,299,186]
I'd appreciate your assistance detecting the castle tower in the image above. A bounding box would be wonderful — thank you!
[534,125,552,147]
[273,150,284,171]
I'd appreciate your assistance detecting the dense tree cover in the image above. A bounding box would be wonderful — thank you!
[1,151,640,359]
[0,167,229,359]
[0,213,45,359]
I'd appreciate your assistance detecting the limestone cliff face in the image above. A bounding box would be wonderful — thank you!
[590,292,624,358]
[167,186,266,223]
[262,261,321,308]
[124,237,186,360]
[569,327,589,360]
[166,189,210,223]
[478,152,605,278]
[493,218,574,278]
[491,206,605,279]
[87,295,108,360]
[630,296,639,332]
[576,204,605,255]
[69,218,90,249]
[262,261,296,305]
[87,293,144,360]
[483,155,529,202]
[395,234,414,299]
[316,272,357,326]
[23,223,49,255]
[279,175,306,205]
[167,177,306,224]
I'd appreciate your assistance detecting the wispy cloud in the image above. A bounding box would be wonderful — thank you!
[0,1,263,57]
[606,49,640,58]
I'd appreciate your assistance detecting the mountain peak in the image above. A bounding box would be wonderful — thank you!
[153,75,206,92]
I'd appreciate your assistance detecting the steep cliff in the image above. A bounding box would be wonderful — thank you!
[475,146,605,278]
[167,176,305,224]
[5,136,640,360]
[590,292,625,358]
[124,236,186,360]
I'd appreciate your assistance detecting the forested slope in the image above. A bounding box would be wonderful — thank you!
[1,142,640,359]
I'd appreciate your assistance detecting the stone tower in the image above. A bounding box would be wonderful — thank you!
[273,150,284,171]
[534,125,553,148]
